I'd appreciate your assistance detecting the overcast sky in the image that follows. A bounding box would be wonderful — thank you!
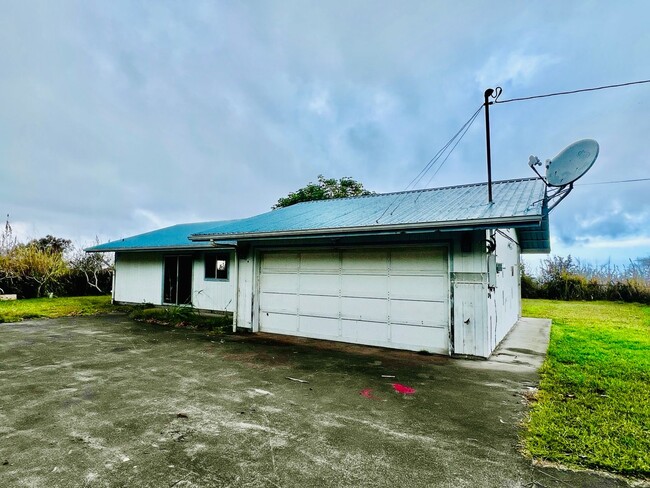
[2,1,649,267]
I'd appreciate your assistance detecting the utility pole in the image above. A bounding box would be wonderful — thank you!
[484,88,494,204]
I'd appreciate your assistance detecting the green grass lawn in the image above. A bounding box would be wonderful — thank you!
[522,299,650,477]
[0,295,232,331]
[0,295,117,323]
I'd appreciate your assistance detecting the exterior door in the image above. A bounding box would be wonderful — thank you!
[163,255,193,305]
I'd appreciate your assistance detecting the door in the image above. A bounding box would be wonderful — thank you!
[258,248,449,354]
[163,255,193,305]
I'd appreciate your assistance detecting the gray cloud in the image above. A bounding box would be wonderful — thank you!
[1,0,650,263]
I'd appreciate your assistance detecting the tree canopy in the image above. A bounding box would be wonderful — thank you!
[272,175,372,209]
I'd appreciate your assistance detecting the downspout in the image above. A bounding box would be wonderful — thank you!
[232,249,239,333]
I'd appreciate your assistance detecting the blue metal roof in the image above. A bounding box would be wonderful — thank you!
[87,178,550,253]
[191,178,547,240]
[85,221,234,252]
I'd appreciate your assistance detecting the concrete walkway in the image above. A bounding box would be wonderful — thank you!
[450,317,632,488]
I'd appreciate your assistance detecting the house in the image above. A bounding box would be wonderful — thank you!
[87,177,550,358]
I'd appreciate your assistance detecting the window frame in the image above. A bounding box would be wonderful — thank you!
[204,252,230,281]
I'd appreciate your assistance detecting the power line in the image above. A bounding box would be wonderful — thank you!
[405,104,483,191]
[576,177,650,186]
[494,78,650,104]
[418,107,483,193]
[375,104,483,223]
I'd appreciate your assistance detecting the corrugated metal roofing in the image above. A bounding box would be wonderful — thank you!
[87,178,550,253]
[85,221,233,252]
[191,178,547,239]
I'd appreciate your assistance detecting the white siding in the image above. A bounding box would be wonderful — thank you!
[114,251,236,312]
[236,255,255,329]
[451,231,489,357]
[492,228,521,345]
[191,251,236,312]
[114,252,164,305]
[451,228,522,358]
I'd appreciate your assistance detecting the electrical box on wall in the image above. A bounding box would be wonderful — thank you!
[488,254,497,288]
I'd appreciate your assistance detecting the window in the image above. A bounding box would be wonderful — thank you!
[205,252,229,280]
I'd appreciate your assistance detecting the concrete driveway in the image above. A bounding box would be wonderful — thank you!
[0,315,631,487]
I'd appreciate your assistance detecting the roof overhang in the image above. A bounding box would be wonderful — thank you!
[85,243,235,253]
[189,215,545,242]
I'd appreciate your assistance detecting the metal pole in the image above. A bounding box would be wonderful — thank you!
[484,88,494,203]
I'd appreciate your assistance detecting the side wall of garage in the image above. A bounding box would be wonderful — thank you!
[491,228,521,346]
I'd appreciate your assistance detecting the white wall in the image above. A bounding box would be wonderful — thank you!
[451,231,489,357]
[236,254,255,329]
[191,251,236,312]
[114,251,236,312]
[451,228,522,358]
[492,228,521,345]
[114,252,164,305]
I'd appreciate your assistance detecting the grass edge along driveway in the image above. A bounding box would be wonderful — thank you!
[522,299,649,479]
[0,295,118,323]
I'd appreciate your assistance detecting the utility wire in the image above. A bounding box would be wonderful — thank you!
[375,104,483,223]
[494,79,650,104]
[576,177,650,186]
[419,106,483,192]
[405,104,483,191]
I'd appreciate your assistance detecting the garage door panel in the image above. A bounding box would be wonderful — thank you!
[341,274,387,299]
[300,252,340,271]
[299,273,339,295]
[262,253,299,272]
[390,275,447,300]
[260,272,299,294]
[260,292,298,315]
[391,249,447,273]
[262,312,298,333]
[299,294,339,318]
[341,251,388,273]
[390,299,448,327]
[391,324,448,353]
[341,319,389,343]
[299,316,340,337]
[341,296,387,322]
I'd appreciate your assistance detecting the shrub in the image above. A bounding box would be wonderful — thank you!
[523,255,650,304]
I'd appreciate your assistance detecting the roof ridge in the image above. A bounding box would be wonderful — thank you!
[289,177,541,206]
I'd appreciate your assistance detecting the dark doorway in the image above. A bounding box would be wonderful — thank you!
[163,255,193,305]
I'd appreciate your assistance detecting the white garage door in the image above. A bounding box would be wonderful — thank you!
[258,248,449,354]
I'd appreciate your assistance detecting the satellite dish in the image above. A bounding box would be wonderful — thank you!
[545,139,599,187]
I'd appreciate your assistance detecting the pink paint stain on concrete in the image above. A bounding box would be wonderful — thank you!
[392,383,416,395]
[360,388,375,399]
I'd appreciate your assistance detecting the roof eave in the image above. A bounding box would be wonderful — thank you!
[189,214,544,242]
[85,243,217,253]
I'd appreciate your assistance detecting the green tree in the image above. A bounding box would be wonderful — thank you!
[273,175,373,209]
[29,235,71,255]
